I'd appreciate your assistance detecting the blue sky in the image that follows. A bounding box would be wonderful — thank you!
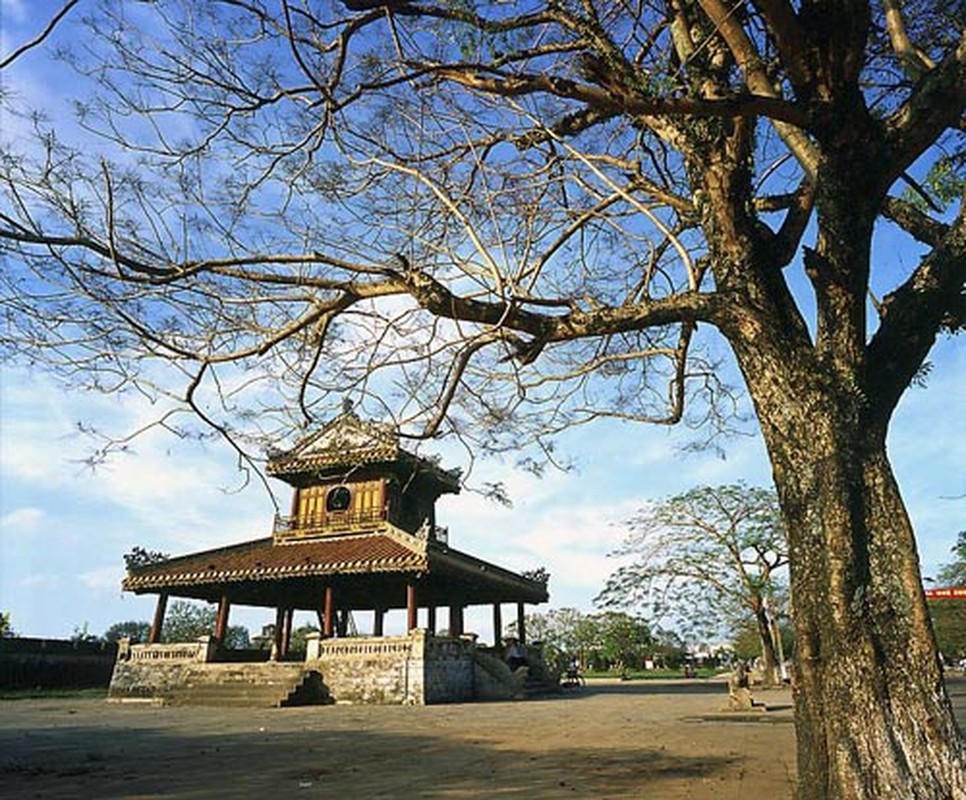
[2,334,963,640]
[1,1,963,642]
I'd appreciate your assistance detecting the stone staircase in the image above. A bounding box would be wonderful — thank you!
[163,663,330,707]
[523,672,561,698]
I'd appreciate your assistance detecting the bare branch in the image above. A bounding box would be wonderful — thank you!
[0,0,79,70]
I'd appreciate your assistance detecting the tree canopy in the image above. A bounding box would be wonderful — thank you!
[936,531,966,586]
[2,2,964,797]
[102,620,152,644]
[596,483,787,680]
[2,1,958,465]
[161,600,250,649]
[517,607,653,672]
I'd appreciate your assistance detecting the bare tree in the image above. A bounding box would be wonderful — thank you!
[596,484,788,685]
[0,2,963,797]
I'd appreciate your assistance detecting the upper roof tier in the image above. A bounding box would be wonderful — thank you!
[266,408,461,494]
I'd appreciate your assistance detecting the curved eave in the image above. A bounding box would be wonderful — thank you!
[123,533,427,594]
[428,546,550,605]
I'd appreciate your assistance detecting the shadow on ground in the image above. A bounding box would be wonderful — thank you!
[0,716,739,799]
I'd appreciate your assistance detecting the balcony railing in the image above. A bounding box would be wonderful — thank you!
[273,508,387,537]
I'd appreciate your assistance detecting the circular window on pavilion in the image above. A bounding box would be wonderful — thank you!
[326,485,352,513]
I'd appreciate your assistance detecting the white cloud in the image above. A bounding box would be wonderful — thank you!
[78,565,125,594]
[17,573,60,590]
[0,506,44,530]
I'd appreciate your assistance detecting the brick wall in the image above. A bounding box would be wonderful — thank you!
[0,637,118,690]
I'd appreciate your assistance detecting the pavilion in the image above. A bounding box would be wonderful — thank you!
[109,408,550,705]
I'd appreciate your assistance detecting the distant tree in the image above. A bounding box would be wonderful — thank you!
[587,611,653,673]
[70,622,100,643]
[103,620,152,644]
[515,608,651,673]
[649,630,689,671]
[289,624,319,654]
[0,611,15,638]
[936,532,966,586]
[930,532,966,663]
[929,602,966,665]
[514,607,589,661]
[597,484,787,685]
[733,617,795,664]
[161,600,249,649]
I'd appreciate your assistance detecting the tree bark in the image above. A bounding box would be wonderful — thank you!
[753,602,781,687]
[736,358,966,799]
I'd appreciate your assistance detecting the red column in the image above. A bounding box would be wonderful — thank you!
[406,584,418,632]
[272,606,285,660]
[214,595,230,642]
[517,603,526,644]
[281,607,294,657]
[323,586,335,638]
[492,603,503,647]
[149,593,168,644]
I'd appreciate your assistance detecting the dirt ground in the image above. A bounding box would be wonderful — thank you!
[1,677,963,800]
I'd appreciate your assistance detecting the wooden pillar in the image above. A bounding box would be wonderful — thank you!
[373,608,385,637]
[272,606,285,661]
[492,603,503,647]
[449,604,464,637]
[149,593,168,644]
[214,595,231,642]
[406,583,418,632]
[336,608,348,638]
[323,586,335,638]
[281,607,294,657]
[517,603,526,644]
[427,605,437,636]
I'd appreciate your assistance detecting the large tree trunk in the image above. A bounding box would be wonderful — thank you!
[742,370,966,799]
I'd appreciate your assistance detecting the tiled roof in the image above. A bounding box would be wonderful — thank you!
[123,533,428,592]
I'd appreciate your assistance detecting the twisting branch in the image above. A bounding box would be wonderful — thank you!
[0,0,79,70]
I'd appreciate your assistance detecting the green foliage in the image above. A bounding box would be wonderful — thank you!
[732,617,794,661]
[514,608,652,672]
[649,630,689,670]
[596,483,788,641]
[931,532,966,661]
[0,611,14,638]
[935,531,966,587]
[587,611,654,671]
[161,600,250,648]
[289,624,320,654]
[102,620,152,644]
[929,600,966,662]
[902,154,965,212]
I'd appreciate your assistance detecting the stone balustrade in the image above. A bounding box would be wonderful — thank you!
[124,637,215,664]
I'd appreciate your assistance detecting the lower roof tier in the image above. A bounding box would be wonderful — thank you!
[123,528,549,610]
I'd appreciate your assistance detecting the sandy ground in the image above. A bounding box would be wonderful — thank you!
[1,677,963,800]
